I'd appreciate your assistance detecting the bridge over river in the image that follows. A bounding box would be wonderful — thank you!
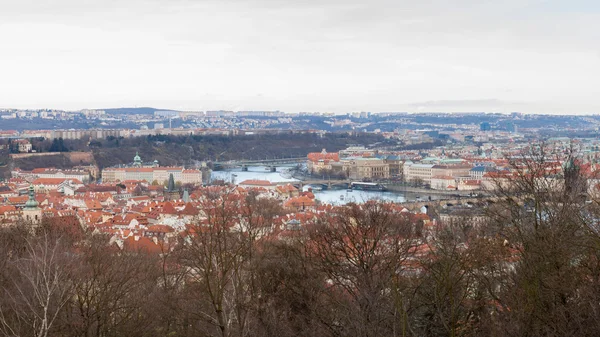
[212,157,306,171]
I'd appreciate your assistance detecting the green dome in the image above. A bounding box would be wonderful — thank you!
[24,185,39,209]
[134,151,141,162]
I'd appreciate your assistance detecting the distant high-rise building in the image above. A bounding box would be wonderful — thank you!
[506,122,517,133]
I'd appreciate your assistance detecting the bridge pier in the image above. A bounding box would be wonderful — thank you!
[241,165,248,171]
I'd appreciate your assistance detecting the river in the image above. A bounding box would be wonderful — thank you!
[210,165,300,185]
[211,166,436,205]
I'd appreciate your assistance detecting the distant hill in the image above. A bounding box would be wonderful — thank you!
[102,107,176,115]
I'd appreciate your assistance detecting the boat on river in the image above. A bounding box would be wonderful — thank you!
[304,184,326,192]
[349,182,387,191]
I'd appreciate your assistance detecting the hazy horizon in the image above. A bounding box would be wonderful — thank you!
[5,105,600,116]
[1,0,599,114]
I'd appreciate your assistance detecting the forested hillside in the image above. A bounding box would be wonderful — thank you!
[90,133,388,168]
[0,133,389,177]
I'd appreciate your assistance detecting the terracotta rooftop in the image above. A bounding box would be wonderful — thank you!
[33,178,83,185]
[239,180,274,186]
[123,236,165,254]
[179,202,199,216]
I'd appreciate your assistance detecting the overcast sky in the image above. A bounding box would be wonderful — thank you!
[1,0,599,113]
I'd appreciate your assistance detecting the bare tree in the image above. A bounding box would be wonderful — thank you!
[306,201,418,337]
[250,239,331,337]
[411,223,484,337]
[0,234,74,337]
[178,191,254,337]
[63,235,162,337]
[479,144,600,336]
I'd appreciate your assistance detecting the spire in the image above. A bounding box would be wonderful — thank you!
[167,173,176,192]
[182,189,190,203]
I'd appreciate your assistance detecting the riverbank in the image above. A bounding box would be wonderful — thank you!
[298,179,484,198]
[383,184,485,197]
[210,166,486,205]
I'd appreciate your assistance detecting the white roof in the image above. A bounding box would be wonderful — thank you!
[410,164,435,169]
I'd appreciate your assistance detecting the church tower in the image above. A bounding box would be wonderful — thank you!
[133,152,142,167]
[164,173,180,200]
[22,185,42,224]
[564,156,585,199]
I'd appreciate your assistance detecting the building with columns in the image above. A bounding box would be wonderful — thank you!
[101,153,205,185]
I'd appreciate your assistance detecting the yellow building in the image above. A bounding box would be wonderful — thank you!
[342,157,390,180]
[101,153,204,185]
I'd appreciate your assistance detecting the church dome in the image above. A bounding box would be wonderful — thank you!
[24,185,39,209]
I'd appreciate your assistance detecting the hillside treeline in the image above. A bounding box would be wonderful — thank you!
[91,133,388,168]
[3,153,600,336]
[21,133,387,169]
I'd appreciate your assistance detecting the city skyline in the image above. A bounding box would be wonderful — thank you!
[1,0,599,114]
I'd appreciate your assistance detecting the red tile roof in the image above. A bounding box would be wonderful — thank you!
[239,180,274,186]
[179,202,199,216]
[276,184,298,193]
[307,152,340,163]
[284,196,316,209]
[0,205,17,215]
[123,236,165,254]
[32,178,83,185]
[8,196,28,204]
[146,225,175,233]
[161,202,178,215]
